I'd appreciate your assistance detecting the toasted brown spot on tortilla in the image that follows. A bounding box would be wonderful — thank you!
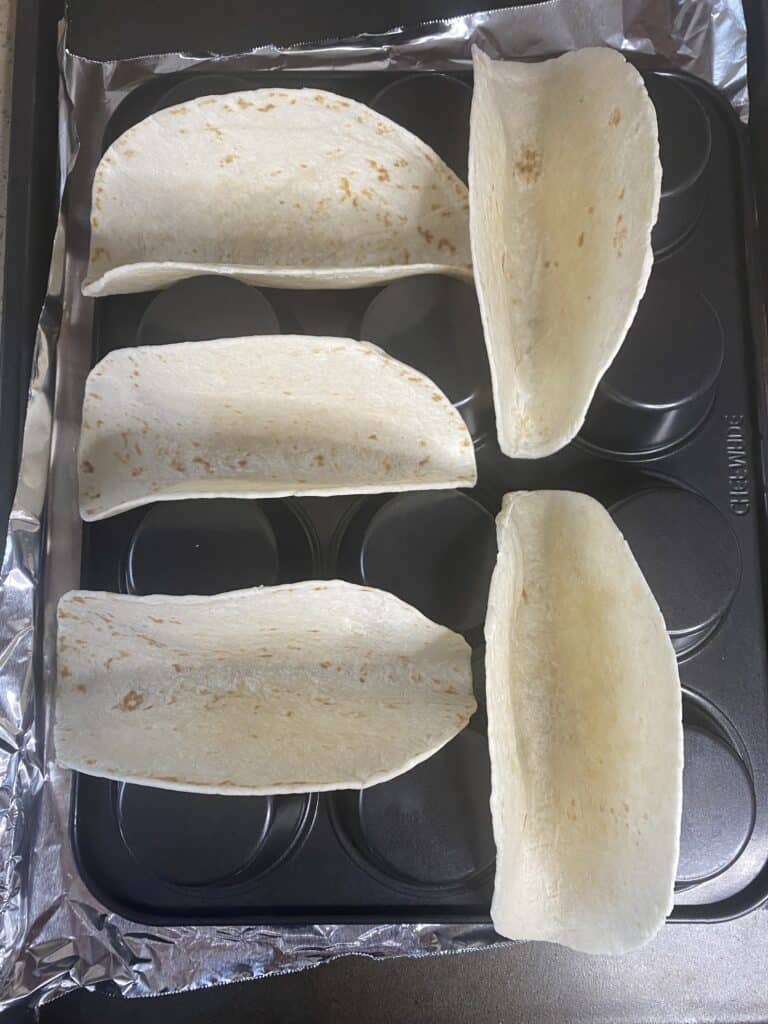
[193,456,214,473]
[417,226,434,244]
[169,106,189,116]
[544,260,551,269]
[320,660,332,669]
[618,187,625,200]
[258,103,275,113]
[205,122,225,140]
[115,690,144,712]
[577,232,584,247]
[514,145,542,183]
[81,460,94,474]
[75,684,87,694]
[313,454,326,466]
[609,107,622,127]
[170,455,185,472]
[60,666,71,678]
[220,153,237,166]
[137,633,166,649]
[339,176,353,201]
[418,456,430,467]
[521,587,529,603]
[431,393,443,403]
[437,237,455,254]
[367,159,390,183]
[236,97,253,109]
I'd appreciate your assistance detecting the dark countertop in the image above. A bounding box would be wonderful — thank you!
[7,0,768,1020]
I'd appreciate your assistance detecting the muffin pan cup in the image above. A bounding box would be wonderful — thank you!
[70,65,768,926]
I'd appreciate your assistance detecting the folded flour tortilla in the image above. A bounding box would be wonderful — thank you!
[485,491,682,953]
[78,335,476,521]
[55,581,476,794]
[83,88,471,297]
[469,48,661,458]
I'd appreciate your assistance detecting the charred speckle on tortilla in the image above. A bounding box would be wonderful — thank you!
[513,144,542,183]
[115,690,145,712]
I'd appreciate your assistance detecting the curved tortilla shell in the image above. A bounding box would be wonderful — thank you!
[55,581,476,795]
[469,48,661,458]
[78,335,476,521]
[485,491,682,954]
[83,88,471,297]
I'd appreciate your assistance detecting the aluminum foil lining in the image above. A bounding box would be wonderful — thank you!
[0,0,748,1010]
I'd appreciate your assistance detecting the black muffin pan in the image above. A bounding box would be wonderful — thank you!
[72,65,768,926]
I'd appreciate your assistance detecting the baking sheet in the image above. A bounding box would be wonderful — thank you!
[0,0,749,1009]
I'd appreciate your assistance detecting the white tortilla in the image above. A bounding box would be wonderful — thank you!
[469,48,661,458]
[55,581,476,795]
[485,491,682,954]
[83,88,471,297]
[78,334,476,521]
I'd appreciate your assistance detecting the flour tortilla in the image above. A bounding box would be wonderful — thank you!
[83,88,471,297]
[469,48,661,458]
[485,491,682,954]
[56,581,476,794]
[78,334,476,521]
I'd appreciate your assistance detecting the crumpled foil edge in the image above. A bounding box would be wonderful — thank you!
[0,0,749,1010]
